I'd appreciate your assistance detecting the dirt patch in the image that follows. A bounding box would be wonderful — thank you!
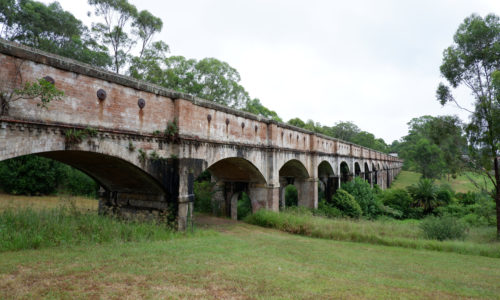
[194,214,239,232]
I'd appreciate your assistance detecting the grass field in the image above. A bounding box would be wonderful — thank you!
[0,215,499,299]
[1,193,500,298]
[0,193,98,211]
[390,171,494,193]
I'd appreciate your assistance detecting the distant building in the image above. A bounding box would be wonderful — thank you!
[389,153,398,157]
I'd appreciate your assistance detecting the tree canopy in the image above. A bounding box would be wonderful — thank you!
[436,13,500,237]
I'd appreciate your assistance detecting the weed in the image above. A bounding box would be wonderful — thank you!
[138,149,147,163]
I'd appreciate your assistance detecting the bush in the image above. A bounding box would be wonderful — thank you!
[342,177,378,218]
[284,185,298,207]
[407,178,440,214]
[420,216,468,241]
[436,192,496,227]
[58,165,98,197]
[194,181,215,213]
[237,192,252,220]
[0,155,99,197]
[316,199,343,218]
[0,155,62,195]
[377,189,413,219]
[331,189,362,218]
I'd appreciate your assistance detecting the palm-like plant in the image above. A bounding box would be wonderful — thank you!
[407,178,439,214]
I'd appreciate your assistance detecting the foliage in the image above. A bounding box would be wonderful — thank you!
[0,205,176,251]
[316,199,343,218]
[407,178,440,214]
[0,155,61,195]
[436,13,500,236]
[331,189,362,218]
[284,185,298,207]
[0,155,97,196]
[407,138,445,179]
[341,177,379,218]
[243,98,282,122]
[1,77,64,115]
[377,188,414,219]
[436,192,496,227]
[64,127,98,146]
[0,0,111,67]
[127,141,135,152]
[420,216,468,241]
[245,209,500,258]
[89,0,139,73]
[194,180,215,214]
[57,165,99,197]
[237,192,252,220]
[286,118,389,152]
[397,115,466,178]
[137,149,147,163]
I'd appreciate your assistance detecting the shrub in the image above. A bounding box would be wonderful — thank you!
[58,165,98,197]
[284,185,298,207]
[420,216,468,241]
[331,189,362,218]
[237,192,252,220]
[194,181,215,213]
[0,155,62,195]
[436,192,496,227]
[407,178,440,214]
[377,188,413,219]
[342,177,378,218]
[316,199,343,218]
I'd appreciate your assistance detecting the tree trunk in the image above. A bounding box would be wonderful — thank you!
[494,156,500,239]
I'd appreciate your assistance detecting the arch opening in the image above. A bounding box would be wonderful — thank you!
[318,161,337,203]
[340,161,350,184]
[198,157,267,219]
[372,163,378,186]
[354,162,361,177]
[0,150,175,222]
[279,159,311,209]
[364,162,371,184]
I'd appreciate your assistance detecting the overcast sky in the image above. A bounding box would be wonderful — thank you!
[47,0,500,143]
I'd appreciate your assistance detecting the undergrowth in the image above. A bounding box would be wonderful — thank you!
[244,209,500,258]
[0,203,208,252]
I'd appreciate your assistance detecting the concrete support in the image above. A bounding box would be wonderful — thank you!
[249,184,279,212]
[297,178,318,209]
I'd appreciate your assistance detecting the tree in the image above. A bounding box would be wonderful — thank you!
[0,0,111,67]
[89,0,138,73]
[436,13,500,237]
[408,138,445,179]
[330,121,360,142]
[287,117,306,128]
[133,10,163,58]
[243,98,282,122]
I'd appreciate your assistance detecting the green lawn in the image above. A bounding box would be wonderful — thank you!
[390,171,494,193]
[1,216,500,299]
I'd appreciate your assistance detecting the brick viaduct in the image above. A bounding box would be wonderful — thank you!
[0,39,402,229]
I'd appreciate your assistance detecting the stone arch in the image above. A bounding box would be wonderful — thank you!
[354,162,362,177]
[317,160,336,203]
[1,150,176,221]
[372,162,378,185]
[279,159,313,209]
[205,157,267,219]
[207,157,267,184]
[340,161,350,184]
[364,162,371,184]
